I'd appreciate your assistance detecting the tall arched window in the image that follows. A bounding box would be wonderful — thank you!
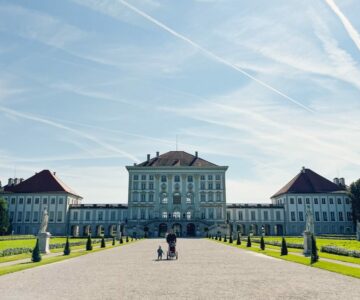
[162,211,168,219]
[173,192,181,204]
[173,211,181,219]
[186,211,192,220]
[186,193,193,204]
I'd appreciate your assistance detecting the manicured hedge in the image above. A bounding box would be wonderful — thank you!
[0,235,35,241]
[321,246,360,258]
[0,247,33,257]
[246,238,304,249]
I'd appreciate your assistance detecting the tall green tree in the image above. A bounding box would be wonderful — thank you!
[0,197,10,235]
[349,179,360,225]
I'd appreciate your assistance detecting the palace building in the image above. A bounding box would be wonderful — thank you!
[0,151,355,237]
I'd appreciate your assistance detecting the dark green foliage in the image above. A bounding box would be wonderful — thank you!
[224,235,227,242]
[86,235,93,251]
[120,237,123,244]
[229,235,233,243]
[112,237,115,245]
[32,239,42,262]
[311,234,319,264]
[63,236,71,256]
[126,236,129,243]
[349,179,360,225]
[260,236,265,250]
[246,235,251,247]
[236,233,241,245]
[0,198,10,235]
[281,237,288,256]
[101,236,106,248]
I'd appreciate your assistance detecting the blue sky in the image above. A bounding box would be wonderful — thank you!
[0,0,360,203]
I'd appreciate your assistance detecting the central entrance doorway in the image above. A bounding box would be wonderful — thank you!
[186,223,196,237]
[172,223,182,237]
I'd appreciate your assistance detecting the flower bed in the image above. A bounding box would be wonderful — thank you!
[321,246,360,258]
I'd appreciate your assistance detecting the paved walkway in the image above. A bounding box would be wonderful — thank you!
[0,239,359,300]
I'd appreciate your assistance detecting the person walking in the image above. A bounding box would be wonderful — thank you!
[157,245,164,260]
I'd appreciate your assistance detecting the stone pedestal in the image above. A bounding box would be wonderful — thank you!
[38,232,51,254]
[303,231,312,257]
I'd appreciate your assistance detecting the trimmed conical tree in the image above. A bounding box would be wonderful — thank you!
[63,236,71,256]
[229,235,233,243]
[86,235,93,251]
[120,237,123,244]
[310,234,319,264]
[112,237,115,245]
[32,239,42,262]
[224,235,227,242]
[236,233,241,245]
[126,236,129,243]
[246,235,251,247]
[260,236,265,250]
[101,236,106,248]
[281,237,288,256]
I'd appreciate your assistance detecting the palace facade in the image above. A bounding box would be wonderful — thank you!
[0,151,355,237]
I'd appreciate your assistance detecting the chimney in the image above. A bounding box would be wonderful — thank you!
[195,151,198,158]
[339,177,345,186]
[8,178,13,186]
[156,151,159,157]
[333,177,340,185]
[147,154,150,162]
[301,166,306,173]
[14,178,19,185]
[53,172,56,176]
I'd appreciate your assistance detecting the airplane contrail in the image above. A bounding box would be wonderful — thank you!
[0,106,140,163]
[118,0,313,113]
[325,0,360,52]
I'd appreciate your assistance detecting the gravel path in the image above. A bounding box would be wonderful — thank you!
[0,238,359,300]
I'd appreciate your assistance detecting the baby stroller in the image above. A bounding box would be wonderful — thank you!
[167,241,178,260]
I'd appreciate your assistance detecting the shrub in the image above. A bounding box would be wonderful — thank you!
[260,236,265,250]
[120,237,123,244]
[229,235,233,243]
[224,235,227,242]
[86,235,93,251]
[126,236,129,243]
[281,237,288,256]
[247,235,251,247]
[321,246,360,258]
[112,237,115,246]
[0,247,32,257]
[63,236,71,256]
[32,239,41,262]
[236,233,241,245]
[101,236,106,248]
[311,234,319,264]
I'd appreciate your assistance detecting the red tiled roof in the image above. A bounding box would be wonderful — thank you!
[271,168,345,198]
[4,170,82,198]
[136,151,218,167]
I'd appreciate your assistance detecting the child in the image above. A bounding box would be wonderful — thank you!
[157,245,163,260]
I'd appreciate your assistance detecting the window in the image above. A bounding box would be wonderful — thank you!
[200,182,205,190]
[299,211,304,222]
[208,183,213,190]
[141,182,146,190]
[25,211,30,222]
[290,198,294,205]
[314,198,318,204]
[59,198,63,205]
[141,194,146,202]
[276,211,281,221]
[174,175,180,182]
[57,211,62,222]
[161,175,167,182]
[133,182,138,190]
[110,211,116,221]
[187,176,193,182]
[149,182,154,190]
[149,175,154,180]
[141,175,146,180]
[263,211,269,221]
[315,212,320,221]
[200,194,206,202]
[11,198,15,205]
[10,212,14,222]
[149,193,154,202]
[215,174,221,181]
[19,198,24,205]
[161,196,168,204]
[321,198,326,204]
[216,183,221,190]
[85,211,91,221]
[186,193,192,204]
[298,198,302,204]
[330,212,335,221]
[34,198,39,205]
[49,211,55,222]
[51,198,56,205]
[329,198,334,205]
[162,211,168,219]
[238,211,243,221]
[347,212,352,221]
[173,211,181,219]
[140,209,146,220]
[208,193,213,202]
[306,198,310,204]
[291,212,296,221]
[200,175,205,180]
[208,175,213,180]
[251,211,256,221]
[73,211,78,221]
[98,211,103,221]
[209,209,214,219]
[345,198,350,205]
[337,198,342,205]
[201,210,205,219]
[27,198,31,204]
[216,193,221,202]
[17,211,22,222]
[133,175,139,180]
[186,211,191,220]
[323,212,328,222]
[173,193,181,204]
[133,193,139,202]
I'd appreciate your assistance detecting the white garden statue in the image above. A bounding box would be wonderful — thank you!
[38,208,51,254]
[39,208,49,234]
[305,206,314,234]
